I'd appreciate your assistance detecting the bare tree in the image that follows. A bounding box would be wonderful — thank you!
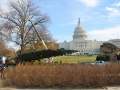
[0,39,10,56]
[0,0,54,54]
[0,9,13,53]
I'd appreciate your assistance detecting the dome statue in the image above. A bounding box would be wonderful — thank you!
[73,18,87,40]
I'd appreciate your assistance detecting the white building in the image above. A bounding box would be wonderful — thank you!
[109,39,120,48]
[59,18,120,55]
[59,18,103,54]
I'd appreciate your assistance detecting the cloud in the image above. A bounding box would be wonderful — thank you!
[112,2,120,7]
[116,2,120,6]
[0,0,8,8]
[88,26,120,41]
[78,0,99,7]
[0,0,8,4]
[106,7,120,17]
[0,0,17,11]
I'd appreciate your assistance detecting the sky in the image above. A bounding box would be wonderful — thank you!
[1,0,120,43]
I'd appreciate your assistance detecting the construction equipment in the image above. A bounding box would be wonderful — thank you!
[29,19,48,50]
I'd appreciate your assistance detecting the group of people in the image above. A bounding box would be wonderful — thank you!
[44,56,54,63]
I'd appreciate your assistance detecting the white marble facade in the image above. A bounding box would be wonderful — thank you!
[109,39,120,48]
[59,18,120,55]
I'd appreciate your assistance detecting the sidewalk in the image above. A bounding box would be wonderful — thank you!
[1,84,120,90]
[106,86,120,90]
[0,87,120,90]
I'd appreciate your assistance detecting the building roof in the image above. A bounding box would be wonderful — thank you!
[73,18,87,40]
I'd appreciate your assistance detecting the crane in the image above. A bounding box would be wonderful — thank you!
[29,19,48,50]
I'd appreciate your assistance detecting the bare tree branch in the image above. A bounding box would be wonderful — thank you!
[0,0,53,54]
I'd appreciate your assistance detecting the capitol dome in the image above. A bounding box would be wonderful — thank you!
[73,18,87,40]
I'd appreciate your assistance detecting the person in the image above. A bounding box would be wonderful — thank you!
[22,61,26,65]
[51,56,54,63]
[44,59,48,63]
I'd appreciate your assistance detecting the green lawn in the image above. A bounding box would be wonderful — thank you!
[53,55,97,64]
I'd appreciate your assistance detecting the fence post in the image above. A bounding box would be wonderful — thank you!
[60,61,62,64]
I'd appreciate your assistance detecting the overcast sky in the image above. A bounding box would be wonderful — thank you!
[1,0,120,43]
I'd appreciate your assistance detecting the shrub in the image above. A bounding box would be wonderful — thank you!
[96,54,110,61]
[2,63,120,88]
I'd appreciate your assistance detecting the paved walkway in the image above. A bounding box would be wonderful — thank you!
[0,86,120,90]
[106,86,120,90]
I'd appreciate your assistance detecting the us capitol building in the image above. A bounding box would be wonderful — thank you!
[59,18,120,55]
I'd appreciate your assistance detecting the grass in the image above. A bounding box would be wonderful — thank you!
[53,55,97,63]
